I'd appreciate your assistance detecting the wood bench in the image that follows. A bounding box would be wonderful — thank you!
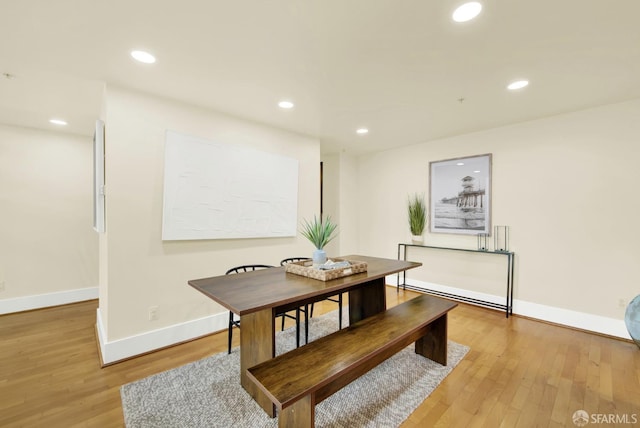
[246,293,458,428]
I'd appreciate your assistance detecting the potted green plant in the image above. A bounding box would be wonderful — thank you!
[408,194,427,244]
[300,215,338,266]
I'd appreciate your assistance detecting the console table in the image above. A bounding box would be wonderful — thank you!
[397,243,514,318]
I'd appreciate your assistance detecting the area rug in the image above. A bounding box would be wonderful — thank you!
[121,307,469,428]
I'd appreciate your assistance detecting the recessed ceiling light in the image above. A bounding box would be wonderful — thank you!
[453,2,482,22]
[131,50,156,64]
[356,128,369,135]
[456,162,465,166]
[474,170,481,173]
[507,80,529,90]
[49,118,67,126]
[278,100,294,109]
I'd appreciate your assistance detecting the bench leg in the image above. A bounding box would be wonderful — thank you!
[415,313,448,366]
[241,309,276,417]
[279,395,314,428]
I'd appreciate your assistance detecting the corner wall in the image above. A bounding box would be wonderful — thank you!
[321,153,359,256]
[355,99,640,338]
[0,124,98,314]
[98,87,321,363]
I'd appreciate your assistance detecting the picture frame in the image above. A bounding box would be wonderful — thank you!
[429,153,492,235]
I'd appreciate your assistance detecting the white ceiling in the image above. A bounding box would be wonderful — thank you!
[1,0,639,155]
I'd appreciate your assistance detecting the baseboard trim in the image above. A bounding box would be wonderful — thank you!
[386,275,631,340]
[94,274,631,365]
[0,287,98,315]
[96,309,228,365]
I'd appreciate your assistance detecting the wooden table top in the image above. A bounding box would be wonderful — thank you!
[188,255,421,315]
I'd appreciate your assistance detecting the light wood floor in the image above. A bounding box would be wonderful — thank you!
[1,288,639,427]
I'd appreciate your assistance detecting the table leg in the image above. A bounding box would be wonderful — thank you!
[348,277,386,325]
[396,244,401,293]
[509,254,515,316]
[240,308,276,417]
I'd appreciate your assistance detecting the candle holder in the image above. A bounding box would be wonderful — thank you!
[477,233,489,251]
[494,225,510,252]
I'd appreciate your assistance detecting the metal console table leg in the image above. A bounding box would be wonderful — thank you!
[396,243,515,318]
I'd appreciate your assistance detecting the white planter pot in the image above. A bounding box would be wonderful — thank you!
[312,248,327,267]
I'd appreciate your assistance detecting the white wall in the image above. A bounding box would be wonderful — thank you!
[355,99,640,337]
[321,153,360,256]
[4,88,636,357]
[320,154,340,256]
[98,87,321,362]
[0,124,98,313]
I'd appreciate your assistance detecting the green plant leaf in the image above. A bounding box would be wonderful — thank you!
[408,194,427,235]
[300,215,338,249]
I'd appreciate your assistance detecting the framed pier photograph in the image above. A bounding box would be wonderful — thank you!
[429,154,492,235]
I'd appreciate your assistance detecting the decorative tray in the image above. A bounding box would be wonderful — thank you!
[284,258,368,281]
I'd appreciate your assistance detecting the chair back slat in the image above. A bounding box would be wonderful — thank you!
[280,257,311,266]
[225,264,274,275]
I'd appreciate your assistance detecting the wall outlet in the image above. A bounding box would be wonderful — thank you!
[0,280,5,292]
[619,299,626,309]
[148,306,159,321]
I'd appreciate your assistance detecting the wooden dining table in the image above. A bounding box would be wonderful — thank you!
[188,254,421,417]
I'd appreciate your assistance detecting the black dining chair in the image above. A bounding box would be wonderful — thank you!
[280,257,343,331]
[225,264,303,354]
